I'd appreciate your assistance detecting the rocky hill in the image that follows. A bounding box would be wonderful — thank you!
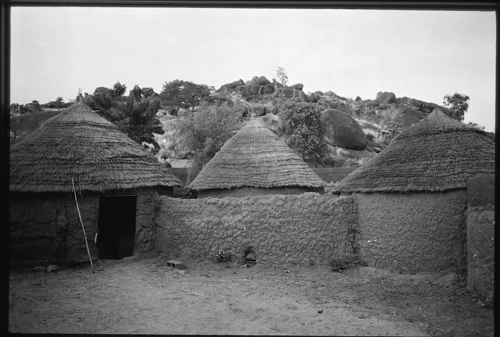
[155,75,462,170]
[11,76,480,172]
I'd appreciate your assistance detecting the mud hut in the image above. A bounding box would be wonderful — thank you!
[189,119,324,198]
[10,103,182,265]
[333,109,495,273]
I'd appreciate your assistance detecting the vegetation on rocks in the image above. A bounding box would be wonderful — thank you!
[165,101,245,183]
[10,70,490,176]
[81,82,164,148]
[278,98,328,160]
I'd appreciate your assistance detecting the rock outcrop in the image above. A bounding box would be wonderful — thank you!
[141,87,156,97]
[321,109,368,151]
[408,98,450,114]
[251,104,267,116]
[375,92,397,105]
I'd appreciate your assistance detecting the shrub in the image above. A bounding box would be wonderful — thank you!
[181,102,244,183]
[278,98,328,160]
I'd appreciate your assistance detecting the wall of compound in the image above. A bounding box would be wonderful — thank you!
[155,193,358,266]
[197,186,323,199]
[354,190,468,273]
[466,175,495,301]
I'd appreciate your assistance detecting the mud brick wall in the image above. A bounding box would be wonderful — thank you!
[10,192,100,265]
[9,188,162,265]
[354,190,467,273]
[155,193,358,266]
[466,175,495,301]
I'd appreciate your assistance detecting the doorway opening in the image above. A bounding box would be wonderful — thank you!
[96,195,137,259]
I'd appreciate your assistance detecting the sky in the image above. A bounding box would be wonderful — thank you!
[10,6,497,131]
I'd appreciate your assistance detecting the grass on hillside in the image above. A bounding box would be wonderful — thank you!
[10,109,64,144]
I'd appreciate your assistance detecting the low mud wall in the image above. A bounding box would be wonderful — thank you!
[354,190,467,273]
[197,186,323,198]
[155,193,358,266]
[466,175,495,301]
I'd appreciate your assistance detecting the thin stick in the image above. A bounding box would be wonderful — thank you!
[72,178,94,273]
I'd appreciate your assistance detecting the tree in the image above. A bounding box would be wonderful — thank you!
[278,98,328,160]
[83,82,164,148]
[55,97,65,108]
[443,93,469,121]
[129,85,143,102]
[174,101,243,183]
[112,82,127,99]
[31,100,41,112]
[118,97,164,147]
[276,67,288,88]
[160,80,211,113]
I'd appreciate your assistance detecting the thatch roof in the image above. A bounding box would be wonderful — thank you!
[10,103,182,193]
[333,109,495,193]
[189,119,324,191]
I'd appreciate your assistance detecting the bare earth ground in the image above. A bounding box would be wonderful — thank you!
[8,256,493,336]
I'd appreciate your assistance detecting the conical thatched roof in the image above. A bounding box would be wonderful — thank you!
[189,119,324,191]
[334,109,495,193]
[10,102,182,193]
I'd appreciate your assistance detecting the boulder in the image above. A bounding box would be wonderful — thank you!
[320,109,368,151]
[236,84,253,97]
[366,140,385,150]
[401,109,427,127]
[408,98,450,114]
[141,87,155,97]
[289,83,304,90]
[365,146,377,153]
[279,88,307,100]
[292,89,307,100]
[375,92,396,104]
[281,88,295,98]
[251,105,267,116]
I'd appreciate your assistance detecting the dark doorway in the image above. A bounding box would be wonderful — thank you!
[97,195,137,259]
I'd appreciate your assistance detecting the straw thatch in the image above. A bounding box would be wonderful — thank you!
[334,109,495,193]
[10,103,182,192]
[189,119,325,191]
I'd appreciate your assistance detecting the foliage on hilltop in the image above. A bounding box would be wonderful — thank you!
[159,101,246,183]
[81,82,164,148]
[11,70,490,177]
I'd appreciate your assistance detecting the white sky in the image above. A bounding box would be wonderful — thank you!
[10,7,496,131]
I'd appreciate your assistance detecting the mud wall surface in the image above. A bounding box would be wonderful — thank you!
[10,192,100,265]
[9,188,163,265]
[132,188,162,255]
[197,186,324,198]
[155,193,357,266]
[355,190,467,273]
[466,175,495,301]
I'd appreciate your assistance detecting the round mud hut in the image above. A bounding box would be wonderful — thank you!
[10,102,182,266]
[333,109,495,273]
[189,118,325,198]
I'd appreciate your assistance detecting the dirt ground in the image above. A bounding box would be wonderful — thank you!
[8,256,493,336]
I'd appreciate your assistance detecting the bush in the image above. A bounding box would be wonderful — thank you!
[278,98,328,160]
[180,102,244,183]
